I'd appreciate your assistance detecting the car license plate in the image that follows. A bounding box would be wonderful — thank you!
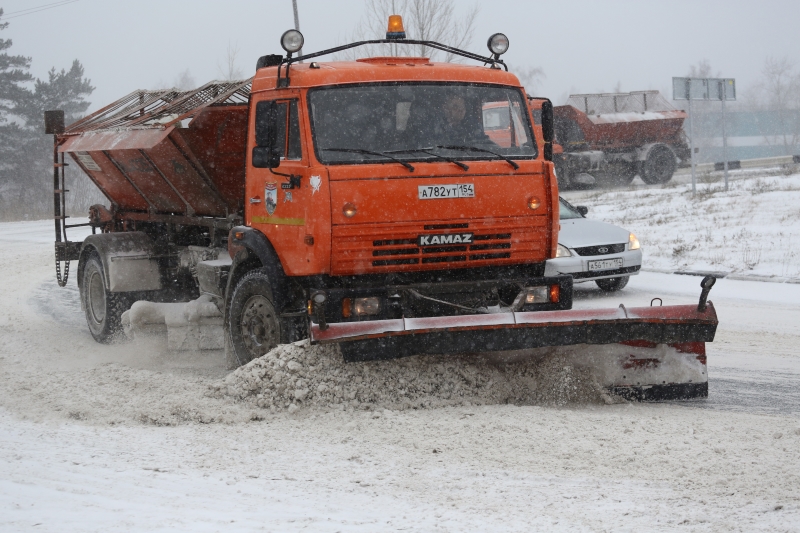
[418,184,474,200]
[588,258,623,272]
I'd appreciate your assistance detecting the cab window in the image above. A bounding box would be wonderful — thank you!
[254,99,302,160]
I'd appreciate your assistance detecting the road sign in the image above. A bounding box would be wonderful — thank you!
[672,77,736,194]
[673,77,736,101]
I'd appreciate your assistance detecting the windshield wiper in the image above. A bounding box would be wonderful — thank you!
[385,148,469,171]
[435,145,520,170]
[322,148,415,172]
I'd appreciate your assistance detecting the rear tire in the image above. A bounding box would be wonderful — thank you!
[639,144,676,184]
[595,276,630,292]
[81,254,129,343]
[595,162,636,187]
[227,268,284,367]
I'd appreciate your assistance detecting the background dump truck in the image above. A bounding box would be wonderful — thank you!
[552,91,690,189]
[45,24,717,400]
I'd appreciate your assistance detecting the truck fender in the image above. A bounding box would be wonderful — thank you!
[225,226,288,312]
[79,232,163,293]
[636,143,674,162]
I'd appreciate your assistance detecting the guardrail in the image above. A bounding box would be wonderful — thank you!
[675,154,799,176]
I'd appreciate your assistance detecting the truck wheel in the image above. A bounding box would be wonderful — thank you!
[228,268,283,367]
[596,163,636,187]
[595,276,629,292]
[639,145,676,184]
[81,254,128,343]
[554,161,572,190]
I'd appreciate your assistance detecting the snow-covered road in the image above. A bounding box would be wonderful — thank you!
[1,221,799,531]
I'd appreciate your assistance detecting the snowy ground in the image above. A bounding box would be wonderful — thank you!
[1,209,800,531]
[562,165,800,280]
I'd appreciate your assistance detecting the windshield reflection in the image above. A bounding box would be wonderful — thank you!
[308,83,537,165]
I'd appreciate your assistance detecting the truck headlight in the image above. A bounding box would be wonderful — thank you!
[525,286,548,304]
[354,297,380,316]
[629,233,641,250]
[556,244,572,257]
[342,297,381,318]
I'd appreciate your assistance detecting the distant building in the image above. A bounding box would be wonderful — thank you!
[689,110,800,163]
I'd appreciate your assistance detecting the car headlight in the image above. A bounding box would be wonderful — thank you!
[556,244,572,257]
[629,233,641,250]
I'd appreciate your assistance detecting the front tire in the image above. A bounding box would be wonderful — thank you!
[227,268,284,367]
[81,254,129,343]
[595,276,630,292]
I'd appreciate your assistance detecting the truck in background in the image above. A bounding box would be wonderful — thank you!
[548,91,690,189]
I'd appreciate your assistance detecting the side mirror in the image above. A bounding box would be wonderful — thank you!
[540,99,554,162]
[252,147,280,168]
[577,206,588,216]
[252,101,281,168]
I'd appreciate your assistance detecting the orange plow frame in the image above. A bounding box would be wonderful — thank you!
[310,279,719,400]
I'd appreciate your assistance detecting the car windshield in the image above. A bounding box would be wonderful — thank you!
[308,83,537,165]
[559,198,584,219]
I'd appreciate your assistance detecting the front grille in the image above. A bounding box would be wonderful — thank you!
[574,243,626,256]
[331,216,549,275]
[371,232,514,267]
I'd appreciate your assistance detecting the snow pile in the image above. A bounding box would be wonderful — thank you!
[213,340,611,411]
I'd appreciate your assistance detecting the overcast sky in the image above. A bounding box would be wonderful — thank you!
[3,0,799,111]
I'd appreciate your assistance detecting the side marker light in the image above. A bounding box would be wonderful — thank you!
[343,203,357,218]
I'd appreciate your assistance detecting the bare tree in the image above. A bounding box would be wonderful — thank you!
[338,0,479,62]
[749,57,800,154]
[153,69,197,91]
[687,59,716,79]
[218,41,245,81]
[174,69,196,90]
[513,66,545,95]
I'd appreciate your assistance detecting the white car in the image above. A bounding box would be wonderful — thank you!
[544,197,642,291]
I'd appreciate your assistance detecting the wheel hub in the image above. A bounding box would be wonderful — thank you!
[240,295,278,358]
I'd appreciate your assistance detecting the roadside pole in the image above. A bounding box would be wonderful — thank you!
[721,87,729,191]
[292,0,303,61]
[689,92,696,195]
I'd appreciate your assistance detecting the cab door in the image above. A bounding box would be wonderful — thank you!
[247,95,323,276]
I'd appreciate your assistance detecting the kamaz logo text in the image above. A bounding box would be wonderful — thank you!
[418,233,474,246]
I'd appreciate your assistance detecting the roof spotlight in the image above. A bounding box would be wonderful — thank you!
[487,33,509,57]
[281,29,304,54]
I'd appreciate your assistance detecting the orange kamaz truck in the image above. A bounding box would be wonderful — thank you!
[45,20,718,400]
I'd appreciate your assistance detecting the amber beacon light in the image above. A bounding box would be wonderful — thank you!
[386,15,406,39]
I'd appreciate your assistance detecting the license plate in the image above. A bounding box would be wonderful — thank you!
[588,258,623,272]
[418,184,474,200]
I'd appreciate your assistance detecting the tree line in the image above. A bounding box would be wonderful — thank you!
[0,8,100,221]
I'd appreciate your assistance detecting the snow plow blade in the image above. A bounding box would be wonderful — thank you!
[310,278,719,400]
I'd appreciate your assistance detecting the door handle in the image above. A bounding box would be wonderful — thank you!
[250,197,261,204]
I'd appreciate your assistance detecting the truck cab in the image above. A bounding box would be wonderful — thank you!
[228,52,569,362]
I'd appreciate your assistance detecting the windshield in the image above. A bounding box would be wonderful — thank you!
[559,197,584,219]
[308,83,537,165]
